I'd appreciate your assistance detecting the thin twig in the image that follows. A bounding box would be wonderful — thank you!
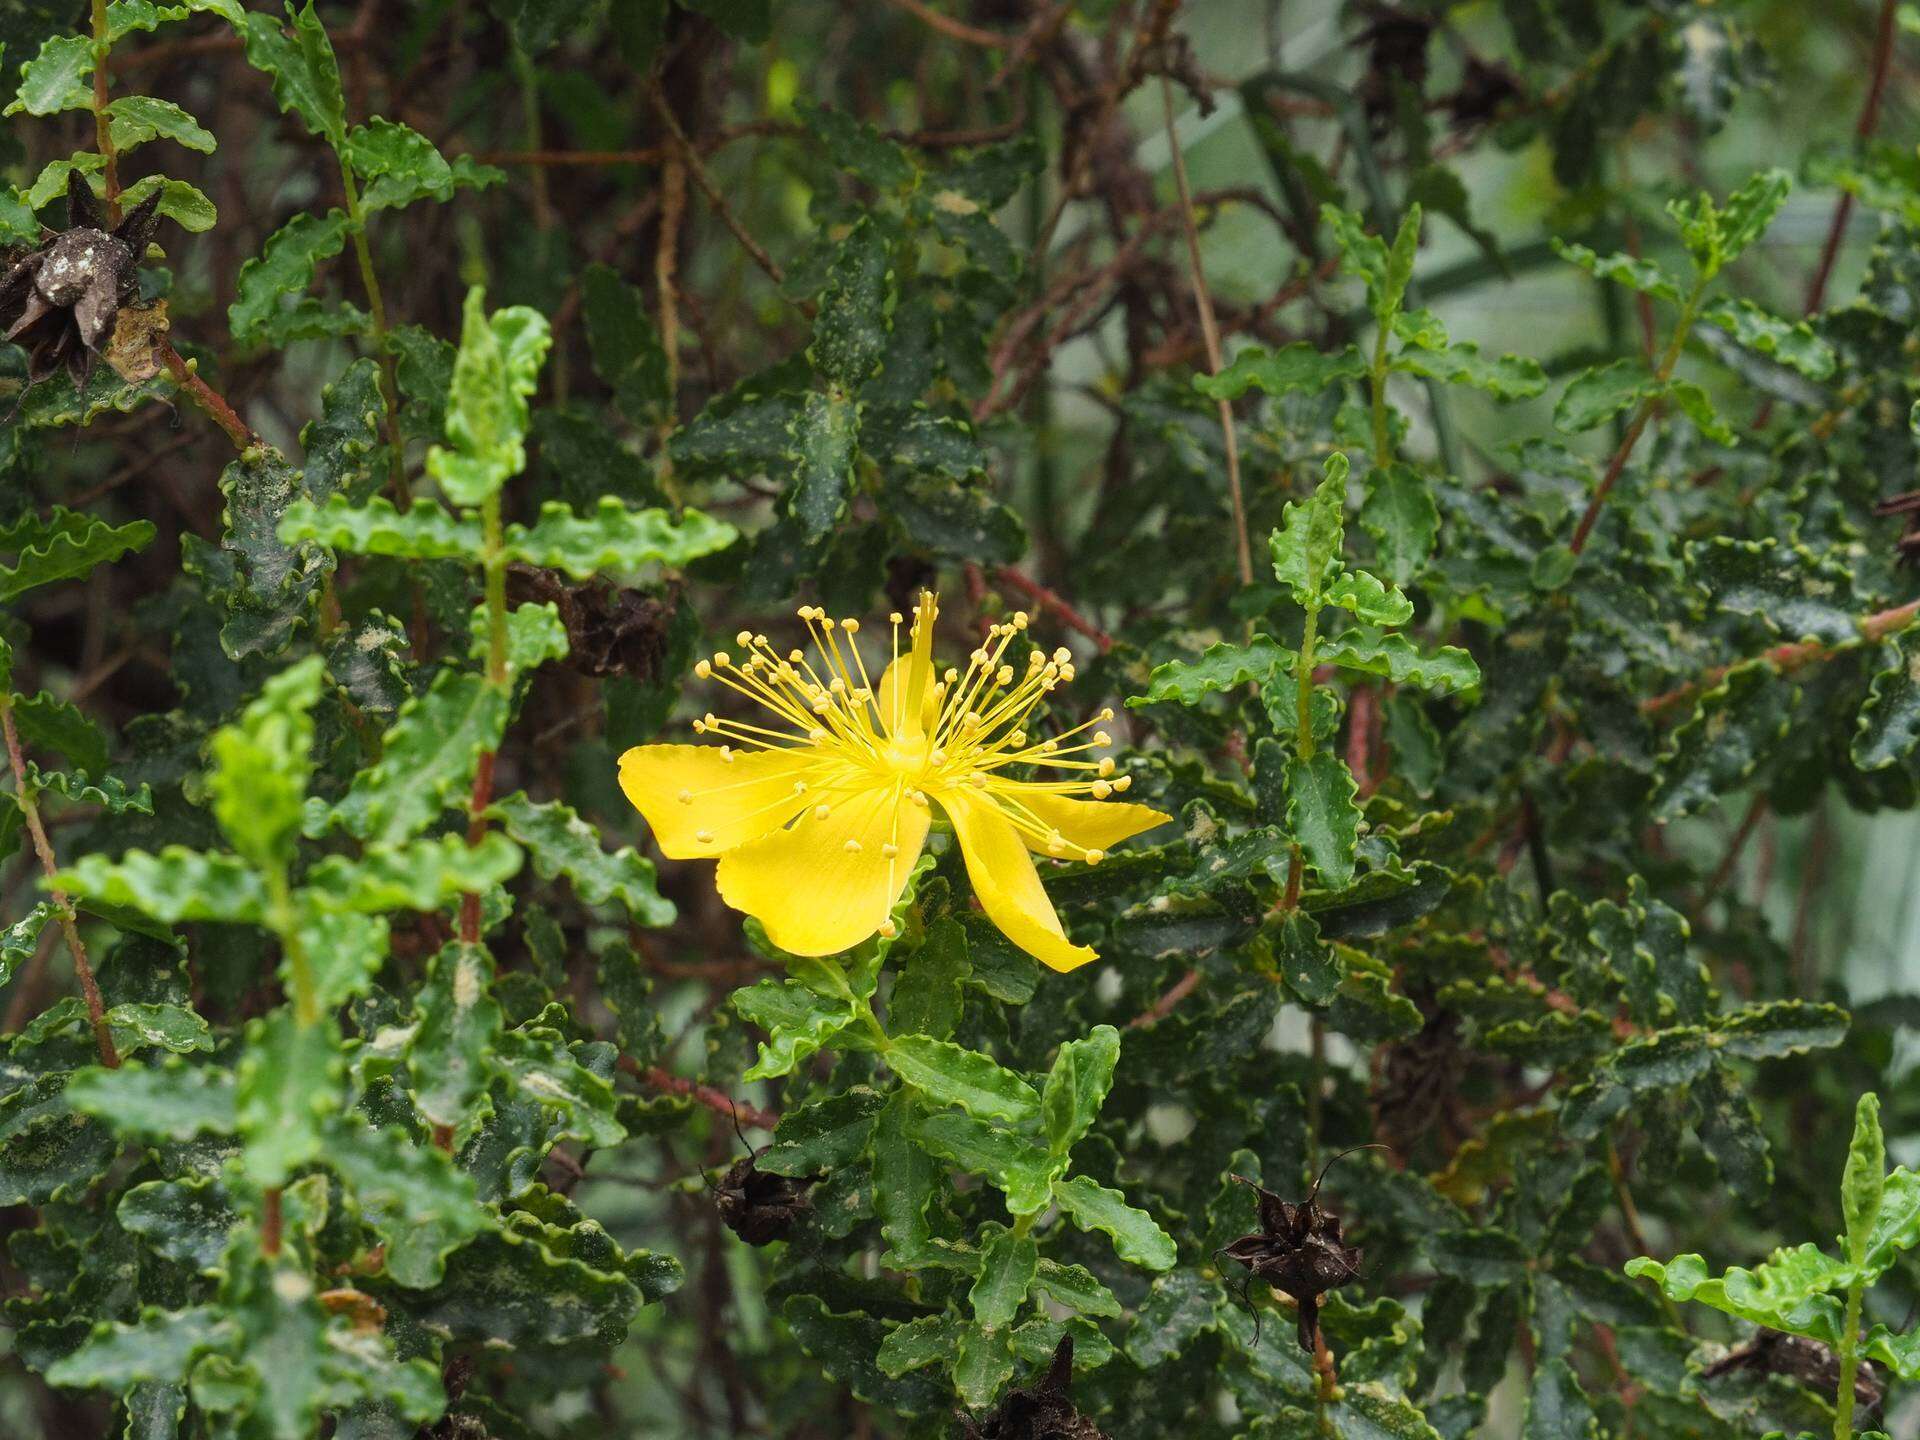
[1161,76,1253,587]
[0,697,118,1068]
[621,1056,778,1131]
[160,343,259,452]
[1641,597,1920,717]
[1129,968,1200,1028]
[990,566,1113,651]
[882,0,1012,48]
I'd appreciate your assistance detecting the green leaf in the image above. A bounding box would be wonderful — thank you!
[889,916,970,1040]
[239,0,346,143]
[1651,662,1795,821]
[7,35,92,116]
[487,791,674,924]
[426,288,552,506]
[885,1034,1040,1124]
[0,902,55,986]
[1624,1245,1847,1343]
[1359,464,1438,586]
[1049,1175,1176,1270]
[107,95,216,153]
[809,218,891,387]
[908,1109,1054,1216]
[1287,750,1360,889]
[503,498,737,577]
[279,494,483,560]
[1856,640,1920,770]
[734,977,861,1081]
[201,451,330,659]
[67,1060,237,1140]
[207,654,322,869]
[345,117,498,212]
[326,669,509,844]
[0,508,157,601]
[407,943,503,1137]
[115,173,218,233]
[1194,342,1368,400]
[1844,1093,1886,1268]
[1713,1000,1849,1060]
[1324,567,1413,627]
[872,1092,941,1266]
[1550,239,1684,301]
[1697,296,1835,380]
[1040,1024,1119,1159]
[1321,205,1392,319]
[1317,628,1480,695]
[9,691,108,775]
[104,1002,213,1056]
[1034,1259,1122,1319]
[787,388,859,539]
[1555,359,1655,434]
[759,1087,886,1177]
[876,1314,961,1377]
[1132,635,1285,707]
[44,1306,235,1389]
[325,1120,484,1287]
[229,210,362,347]
[797,99,917,191]
[581,263,670,424]
[303,832,523,913]
[236,1010,343,1185]
[1391,310,1548,398]
[971,1225,1039,1330]
[54,846,269,923]
[1690,537,1860,646]
[1524,1357,1599,1440]
[118,1178,237,1274]
[1661,377,1734,446]
[1270,453,1349,608]
[1704,167,1791,271]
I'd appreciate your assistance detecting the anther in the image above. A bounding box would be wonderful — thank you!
[1099,708,1115,721]
[1053,647,1071,665]
[881,843,899,858]
[814,805,832,820]
[1092,780,1112,799]
[713,651,731,667]
[878,919,898,938]
[1047,834,1065,855]
[889,611,903,625]
[909,790,928,807]
[1094,731,1112,747]
[736,630,753,646]
[843,839,862,854]
[694,659,713,678]
[1098,757,1115,777]
[1085,849,1105,865]
[841,618,859,633]
[677,789,692,804]
[1114,775,1132,792]
[1013,612,1029,629]
[696,829,714,844]
[719,746,735,763]
[692,718,706,733]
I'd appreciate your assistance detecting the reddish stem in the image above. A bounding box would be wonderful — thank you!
[621,1056,778,1131]
[1641,597,1920,717]
[990,566,1114,652]
[1568,406,1652,556]
[262,1187,284,1257]
[161,343,259,452]
[458,751,497,946]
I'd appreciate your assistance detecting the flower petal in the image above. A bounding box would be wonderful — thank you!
[936,787,1096,973]
[997,789,1173,856]
[618,744,815,860]
[716,782,931,956]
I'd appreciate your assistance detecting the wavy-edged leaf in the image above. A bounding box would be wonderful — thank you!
[1049,1174,1176,1270]
[426,288,551,506]
[326,668,509,844]
[1131,635,1285,708]
[0,508,156,601]
[885,1034,1040,1124]
[503,498,737,577]
[1317,628,1481,695]
[1195,341,1367,400]
[488,791,674,924]
[303,831,523,914]
[228,209,365,346]
[279,493,484,560]
[53,845,268,923]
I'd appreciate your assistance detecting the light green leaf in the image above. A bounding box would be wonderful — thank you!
[1194,342,1368,401]
[326,669,509,844]
[1550,239,1683,301]
[1844,1093,1886,1268]
[971,1225,1039,1330]
[1287,750,1360,888]
[207,654,323,869]
[503,498,737,577]
[45,1306,235,1389]
[54,846,269,924]
[68,1059,237,1140]
[1049,1175,1176,1270]
[1040,1024,1119,1158]
[1697,296,1835,380]
[426,288,552,506]
[1324,567,1413,627]
[229,210,361,346]
[107,95,215,153]
[734,978,861,1081]
[877,1314,962,1377]
[1270,453,1350,608]
[239,0,346,143]
[280,493,482,559]
[0,508,157,601]
[906,1110,1054,1217]
[1624,1245,1847,1343]
[885,1034,1040,1124]
[1359,464,1438,586]
[1317,628,1480,695]
[116,174,218,233]
[303,832,523,913]
[487,791,674,923]
[7,35,93,117]
[345,117,499,212]
[1390,310,1547,398]
[236,1010,343,1185]
[1856,640,1920,770]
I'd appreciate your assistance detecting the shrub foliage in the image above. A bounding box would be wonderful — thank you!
[1,2,1917,1437]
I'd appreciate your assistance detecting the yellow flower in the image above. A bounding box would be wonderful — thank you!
[618,593,1171,971]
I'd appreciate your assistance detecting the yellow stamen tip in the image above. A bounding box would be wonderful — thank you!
[842,618,859,633]
[843,839,862,854]
[713,652,731,667]
[1053,648,1071,665]
[1094,731,1112,747]
[1085,849,1105,865]
[879,919,898,938]
[736,630,752,646]
[677,789,692,804]
[1114,775,1132,792]
[889,612,903,625]
[696,830,714,844]
[1098,757,1115,777]
[1092,780,1112,799]
[814,805,831,820]
[694,659,712,678]
[881,843,899,858]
